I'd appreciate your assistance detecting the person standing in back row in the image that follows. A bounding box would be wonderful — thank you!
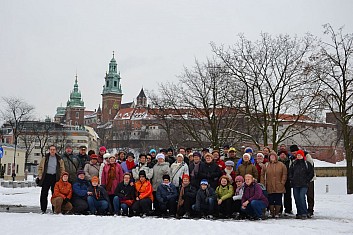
[38,145,65,213]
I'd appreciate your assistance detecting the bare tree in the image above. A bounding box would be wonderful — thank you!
[0,97,34,180]
[213,33,322,150]
[315,24,353,194]
[150,58,243,149]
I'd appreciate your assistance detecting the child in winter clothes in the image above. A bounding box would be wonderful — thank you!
[177,174,197,218]
[156,174,178,217]
[87,176,111,215]
[216,175,234,218]
[193,179,216,219]
[232,175,246,219]
[113,173,135,216]
[51,171,73,214]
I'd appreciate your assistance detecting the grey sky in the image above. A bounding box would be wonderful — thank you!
[1,0,352,119]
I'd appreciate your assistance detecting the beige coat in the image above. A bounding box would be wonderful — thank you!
[236,161,258,179]
[260,160,287,194]
[38,153,65,182]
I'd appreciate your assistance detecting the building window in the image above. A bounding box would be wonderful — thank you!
[16,164,19,173]
[75,121,78,125]
[76,112,79,119]
[106,81,109,87]
[114,81,117,87]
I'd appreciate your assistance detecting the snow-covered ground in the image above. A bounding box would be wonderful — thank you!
[313,159,348,167]
[1,177,353,235]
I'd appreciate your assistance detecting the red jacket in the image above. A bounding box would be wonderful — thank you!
[51,179,72,200]
[101,163,124,195]
[215,159,226,171]
[135,180,154,202]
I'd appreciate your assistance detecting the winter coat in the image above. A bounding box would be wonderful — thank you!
[242,182,268,207]
[165,156,176,166]
[216,184,234,201]
[199,162,222,190]
[305,153,316,181]
[232,184,244,201]
[61,152,79,183]
[72,178,90,199]
[132,163,153,181]
[170,162,189,187]
[189,161,205,188]
[152,162,170,191]
[260,160,287,194]
[135,180,154,202]
[195,186,216,208]
[87,185,112,212]
[114,181,135,201]
[121,161,137,174]
[289,159,314,188]
[101,163,124,195]
[178,184,197,200]
[156,183,178,204]
[236,161,258,179]
[84,161,100,181]
[214,159,226,171]
[76,153,89,170]
[38,153,65,183]
[51,179,72,200]
[235,157,256,170]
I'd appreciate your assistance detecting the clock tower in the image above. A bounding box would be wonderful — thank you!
[101,52,123,123]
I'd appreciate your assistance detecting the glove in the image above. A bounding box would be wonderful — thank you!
[63,198,70,204]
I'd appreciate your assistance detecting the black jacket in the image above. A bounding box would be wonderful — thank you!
[189,161,205,188]
[114,182,135,201]
[199,162,222,190]
[88,185,112,212]
[195,186,216,208]
[289,159,314,188]
[179,184,197,201]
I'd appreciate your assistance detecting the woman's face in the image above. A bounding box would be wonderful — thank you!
[220,178,228,186]
[147,156,151,163]
[270,154,277,162]
[205,155,212,163]
[243,155,250,162]
[123,175,130,184]
[62,175,69,182]
[226,165,233,170]
[213,152,219,160]
[256,156,264,164]
[127,156,134,162]
[245,175,253,185]
[109,157,116,164]
[177,156,183,163]
[140,156,146,164]
[235,180,243,187]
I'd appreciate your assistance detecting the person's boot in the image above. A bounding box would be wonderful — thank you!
[269,205,275,218]
[274,205,282,218]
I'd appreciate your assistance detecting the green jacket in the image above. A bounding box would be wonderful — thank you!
[216,184,234,201]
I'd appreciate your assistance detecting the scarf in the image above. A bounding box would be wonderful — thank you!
[94,186,101,200]
[235,183,243,195]
[126,160,135,170]
[106,163,116,192]
[190,162,200,177]
[224,168,234,184]
[177,182,189,209]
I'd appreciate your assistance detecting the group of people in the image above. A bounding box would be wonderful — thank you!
[37,143,315,220]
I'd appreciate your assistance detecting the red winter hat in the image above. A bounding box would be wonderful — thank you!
[90,154,98,160]
[297,150,305,158]
[99,146,107,152]
[182,174,190,180]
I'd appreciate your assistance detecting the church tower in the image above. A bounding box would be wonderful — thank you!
[101,52,123,123]
[65,74,85,126]
[136,88,147,108]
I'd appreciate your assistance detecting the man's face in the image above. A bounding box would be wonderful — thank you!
[151,152,156,158]
[49,147,56,155]
[201,184,207,190]
[79,148,86,155]
[127,156,134,162]
[279,153,287,160]
[163,178,170,184]
[140,156,146,164]
[179,149,186,155]
[263,148,270,155]
[78,174,85,180]
[62,175,69,182]
[65,147,72,154]
[223,148,229,154]
[213,152,219,160]
[147,156,151,163]
[167,151,173,157]
[229,151,236,158]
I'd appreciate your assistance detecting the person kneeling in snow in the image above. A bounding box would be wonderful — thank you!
[51,171,73,214]
[113,172,135,216]
[132,170,154,217]
[87,176,111,215]
[216,175,234,218]
[193,179,216,219]
[156,174,178,217]
[177,174,197,219]
[241,174,268,220]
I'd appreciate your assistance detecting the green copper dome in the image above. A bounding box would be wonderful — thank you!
[67,75,85,107]
[102,51,123,95]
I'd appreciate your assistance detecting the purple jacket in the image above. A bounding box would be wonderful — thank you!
[242,182,268,206]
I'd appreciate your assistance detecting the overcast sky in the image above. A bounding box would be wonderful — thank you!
[1,0,352,119]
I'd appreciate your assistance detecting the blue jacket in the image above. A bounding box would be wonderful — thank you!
[156,183,178,204]
[73,178,90,199]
